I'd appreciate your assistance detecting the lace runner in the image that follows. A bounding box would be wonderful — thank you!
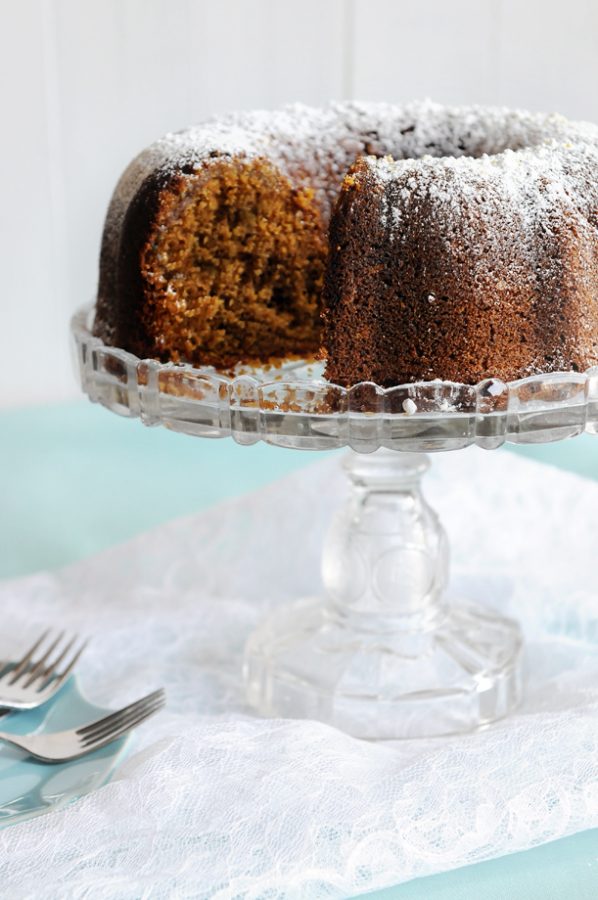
[0,447,597,897]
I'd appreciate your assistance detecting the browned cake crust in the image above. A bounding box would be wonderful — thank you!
[95,102,598,385]
[323,155,598,386]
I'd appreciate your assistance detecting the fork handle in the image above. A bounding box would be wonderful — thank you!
[0,732,37,757]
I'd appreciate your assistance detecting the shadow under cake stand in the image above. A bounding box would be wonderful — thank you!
[72,307,598,739]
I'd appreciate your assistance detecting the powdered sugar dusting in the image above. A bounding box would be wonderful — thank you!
[103,100,598,254]
[366,107,598,246]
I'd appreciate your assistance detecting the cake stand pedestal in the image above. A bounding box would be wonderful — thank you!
[244,449,521,738]
[72,306,598,739]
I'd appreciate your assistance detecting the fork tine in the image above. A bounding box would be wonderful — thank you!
[7,630,50,683]
[80,692,165,744]
[79,702,164,751]
[80,697,166,748]
[77,689,165,746]
[22,632,65,688]
[35,635,88,692]
[52,638,89,689]
[86,700,165,748]
[80,694,165,744]
[77,688,164,734]
[40,634,77,677]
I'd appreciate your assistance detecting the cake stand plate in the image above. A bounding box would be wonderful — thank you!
[72,306,598,739]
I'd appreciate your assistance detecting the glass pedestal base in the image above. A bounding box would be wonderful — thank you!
[244,449,523,739]
[245,596,522,739]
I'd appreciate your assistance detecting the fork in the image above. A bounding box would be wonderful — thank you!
[0,688,165,762]
[0,630,88,710]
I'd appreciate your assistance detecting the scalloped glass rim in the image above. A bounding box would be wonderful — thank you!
[71,305,598,452]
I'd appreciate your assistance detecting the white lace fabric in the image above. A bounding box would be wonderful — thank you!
[0,447,597,898]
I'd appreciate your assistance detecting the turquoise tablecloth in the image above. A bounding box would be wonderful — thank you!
[1,401,597,898]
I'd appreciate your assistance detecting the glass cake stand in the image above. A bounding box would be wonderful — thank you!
[71,306,598,739]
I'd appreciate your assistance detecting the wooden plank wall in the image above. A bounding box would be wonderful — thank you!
[2,0,597,406]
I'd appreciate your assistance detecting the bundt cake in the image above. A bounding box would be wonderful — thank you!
[94,101,598,386]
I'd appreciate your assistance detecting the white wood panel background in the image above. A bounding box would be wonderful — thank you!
[2,0,597,407]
